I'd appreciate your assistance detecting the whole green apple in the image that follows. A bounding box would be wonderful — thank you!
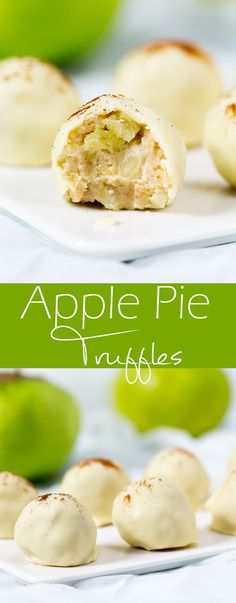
[0,0,120,64]
[0,373,80,479]
[114,369,230,436]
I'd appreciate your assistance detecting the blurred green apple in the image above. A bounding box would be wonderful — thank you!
[0,373,80,479]
[0,0,120,64]
[114,369,230,436]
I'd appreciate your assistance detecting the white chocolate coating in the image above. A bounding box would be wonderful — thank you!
[205,87,236,187]
[14,493,98,567]
[145,448,210,510]
[0,471,37,538]
[207,471,236,536]
[114,41,222,147]
[0,56,80,166]
[112,477,198,550]
[61,458,130,526]
[52,93,186,210]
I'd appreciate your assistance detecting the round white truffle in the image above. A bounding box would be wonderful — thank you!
[0,471,37,538]
[114,40,222,147]
[145,448,209,510]
[61,457,130,526]
[207,471,236,536]
[14,492,98,567]
[204,87,236,187]
[112,477,198,550]
[52,93,186,210]
[0,56,80,166]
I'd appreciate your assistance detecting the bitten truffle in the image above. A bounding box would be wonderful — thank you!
[52,93,186,210]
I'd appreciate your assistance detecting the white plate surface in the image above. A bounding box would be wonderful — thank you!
[0,512,235,584]
[0,149,236,261]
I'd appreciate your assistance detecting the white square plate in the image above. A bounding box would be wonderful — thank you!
[0,149,236,261]
[0,512,235,584]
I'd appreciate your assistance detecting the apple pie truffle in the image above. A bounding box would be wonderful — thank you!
[52,93,186,210]
[14,493,98,567]
[112,477,198,550]
[207,471,236,536]
[0,471,37,538]
[145,447,210,510]
[113,41,222,147]
[204,87,236,187]
[61,457,130,526]
[0,56,80,166]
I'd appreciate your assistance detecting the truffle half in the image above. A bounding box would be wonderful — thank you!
[14,493,98,567]
[0,56,80,166]
[145,447,210,510]
[204,87,236,187]
[52,93,186,210]
[0,471,37,538]
[114,40,222,147]
[112,477,198,550]
[61,457,130,526]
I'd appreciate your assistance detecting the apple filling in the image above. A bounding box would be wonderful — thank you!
[58,111,171,210]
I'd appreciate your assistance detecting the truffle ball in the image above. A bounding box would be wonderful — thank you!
[114,40,222,147]
[0,471,36,538]
[145,447,210,510]
[14,492,98,567]
[61,457,130,526]
[207,471,236,536]
[52,93,186,210]
[112,477,198,550]
[204,87,236,187]
[0,56,80,166]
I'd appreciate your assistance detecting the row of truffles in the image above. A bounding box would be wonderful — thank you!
[0,45,235,211]
[1,447,236,567]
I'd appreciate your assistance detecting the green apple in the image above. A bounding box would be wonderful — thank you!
[0,373,80,479]
[0,0,120,64]
[114,369,230,436]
